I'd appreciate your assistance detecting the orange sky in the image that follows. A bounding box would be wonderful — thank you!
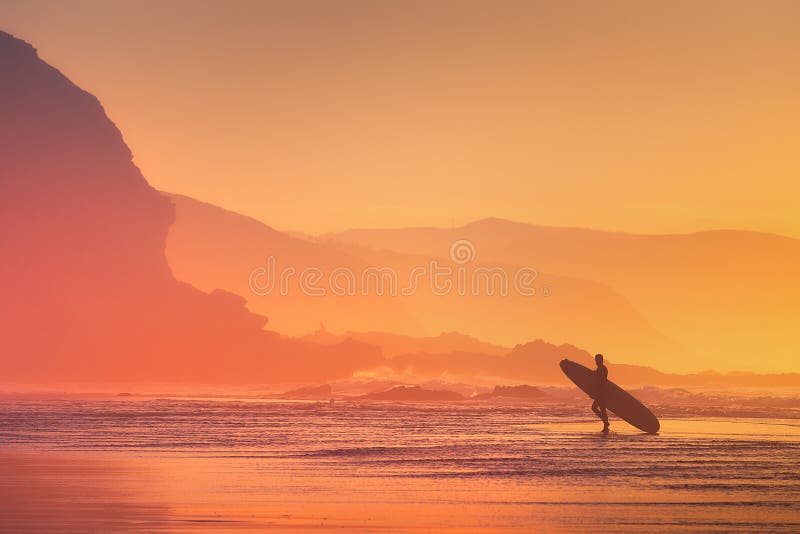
[1,0,799,236]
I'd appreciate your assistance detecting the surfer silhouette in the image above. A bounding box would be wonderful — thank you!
[560,356,660,433]
[591,353,610,433]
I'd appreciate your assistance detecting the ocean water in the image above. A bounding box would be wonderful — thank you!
[0,398,799,532]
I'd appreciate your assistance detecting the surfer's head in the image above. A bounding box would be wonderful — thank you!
[595,353,604,365]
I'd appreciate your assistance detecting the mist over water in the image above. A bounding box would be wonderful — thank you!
[1,399,799,532]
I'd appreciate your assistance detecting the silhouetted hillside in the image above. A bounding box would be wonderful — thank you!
[165,195,676,364]
[166,193,422,335]
[0,31,382,383]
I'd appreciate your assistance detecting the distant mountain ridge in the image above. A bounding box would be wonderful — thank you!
[165,193,423,335]
[165,194,800,374]
[322,218,800,372]
[165,193,678,366]
[301,328,509,358]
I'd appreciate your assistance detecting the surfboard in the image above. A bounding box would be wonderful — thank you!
[559,359,660,434]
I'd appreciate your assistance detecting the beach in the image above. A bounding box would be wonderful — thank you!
[1,399,798,532]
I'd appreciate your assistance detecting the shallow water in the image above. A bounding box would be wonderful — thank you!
[1,399,799,532]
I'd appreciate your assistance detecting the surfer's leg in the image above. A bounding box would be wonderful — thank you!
[599,401,609,430]
[591,399,601,419]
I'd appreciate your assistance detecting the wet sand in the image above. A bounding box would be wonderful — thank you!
[1,400,799,532]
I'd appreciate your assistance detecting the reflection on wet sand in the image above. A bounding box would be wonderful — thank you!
[1,400,799,532]
[0,453,172,532]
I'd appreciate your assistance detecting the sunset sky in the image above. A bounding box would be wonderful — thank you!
[1,0,798,236]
